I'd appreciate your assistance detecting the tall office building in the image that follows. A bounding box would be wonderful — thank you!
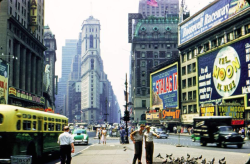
[139,0,179,18]
[0,0,46,108]
[80,16,103,124]
[55,39,77,115]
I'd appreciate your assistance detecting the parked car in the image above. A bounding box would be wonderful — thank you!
[71,129,89,145]
[157,131,169,139]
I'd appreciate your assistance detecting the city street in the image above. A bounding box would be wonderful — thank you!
[45,131,250,164]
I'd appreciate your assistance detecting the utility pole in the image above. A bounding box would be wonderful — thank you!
[124,73,129,144]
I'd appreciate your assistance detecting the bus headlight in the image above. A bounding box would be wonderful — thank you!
[225,135,231,139]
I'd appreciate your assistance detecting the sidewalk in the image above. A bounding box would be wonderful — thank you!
[71,141,250,164]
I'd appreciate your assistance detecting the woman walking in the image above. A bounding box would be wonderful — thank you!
[144,125,159,164]
[101,127,107,145]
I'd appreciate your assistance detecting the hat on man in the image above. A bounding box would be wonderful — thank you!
[145,125,150,129]
[64,126,69,131]
[140,124,145,127]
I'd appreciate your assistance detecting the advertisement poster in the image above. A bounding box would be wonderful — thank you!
[162,108,181,120]
[218,105,245,125]
[198,37,250,107]
[200,106,216,116]
[150,63,178,109]
[180,0,250,44]
[0,60,8,104]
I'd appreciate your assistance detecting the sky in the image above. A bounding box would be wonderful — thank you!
[44,0,212,112]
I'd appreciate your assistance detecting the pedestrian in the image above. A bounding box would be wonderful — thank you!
[144,125,159,164]
[119,127,125,144]
[98,127,102,144]
[130,124,145,164]
[242,127,245,138]
[57,126,75,164]
[101,127,107,145]
[173,126,177,134]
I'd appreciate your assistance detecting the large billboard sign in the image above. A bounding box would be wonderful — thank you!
[0,60,8,104]
[150,63,178,109]
[198,37,250,107]
[180,0,250,44]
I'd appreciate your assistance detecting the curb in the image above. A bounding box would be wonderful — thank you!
[93,137,119,140]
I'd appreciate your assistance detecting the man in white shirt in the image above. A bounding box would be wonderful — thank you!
[58,126,75,164]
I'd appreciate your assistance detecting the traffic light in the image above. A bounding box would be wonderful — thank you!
[123,111,130,121]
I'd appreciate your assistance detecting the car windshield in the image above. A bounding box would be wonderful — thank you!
[219,126,233,132]
[74,130,86,134]
[160,132,166,134]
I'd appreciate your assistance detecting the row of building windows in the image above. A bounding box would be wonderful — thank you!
[182,77,196,89]
[182,104,198,114]
[182,90,196,101]
[182,63,196,75]
[182,23,250,63]
[140,43,177,49]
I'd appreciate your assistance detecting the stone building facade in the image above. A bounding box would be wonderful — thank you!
[0,0,46,108]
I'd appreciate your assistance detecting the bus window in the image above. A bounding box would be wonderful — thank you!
[16,120,21,130]
[44,117,47,121]
[27,114,31,119]
[23,114,27,118]
[52,118,54,122]
[56,124,61,131]
[62,124,65,130]
[33,121,37,130]
[23,120,31,130]
[38,120,42,131]
[0,114,3,124]
[48,117,51,121]
[58,119,61,122]
[44,122,47,131]
[33,115,36,119]
[48,123,54,131]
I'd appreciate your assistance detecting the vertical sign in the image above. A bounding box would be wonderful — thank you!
[0,60,8,104]
[30,0,38,33]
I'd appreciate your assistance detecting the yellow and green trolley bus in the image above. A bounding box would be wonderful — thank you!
[0,105,68,163]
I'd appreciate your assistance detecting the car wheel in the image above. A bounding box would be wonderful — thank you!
[237,144,243,148]
[221,141,227,148]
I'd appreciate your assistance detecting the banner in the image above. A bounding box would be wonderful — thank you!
[200,106,216,116]
[180,0,250,44]
[198,37,250,107]
[0,60,8,104]
[150,63,178,109]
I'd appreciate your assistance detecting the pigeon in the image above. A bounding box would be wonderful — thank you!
[220,157,225,161]
[201,158,206,164]
[156,153,162,158]
[162,159,167,164]
[187,153,190,159]
[123,146,126,148]
[124,149,126,151]
[199,155,202,159]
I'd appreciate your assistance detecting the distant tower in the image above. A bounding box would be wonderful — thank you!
[80,16,103,124]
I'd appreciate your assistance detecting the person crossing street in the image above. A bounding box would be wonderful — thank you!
[130,124,145,164]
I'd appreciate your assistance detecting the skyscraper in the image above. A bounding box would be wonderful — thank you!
[55,39,77,116]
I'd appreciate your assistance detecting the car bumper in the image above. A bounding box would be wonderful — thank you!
[73,140,88,144]
[224,141,245,145]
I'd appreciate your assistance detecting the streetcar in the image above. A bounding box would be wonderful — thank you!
[0,105,68,163]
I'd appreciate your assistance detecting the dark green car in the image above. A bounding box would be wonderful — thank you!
[71,129,89,145]
[191,134,200,142]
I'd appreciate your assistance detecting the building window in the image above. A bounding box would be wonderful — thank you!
[218,36,224,46]
[154,52,158,58]
[187,64,192,74]
[182,92,186,101]
[192,63,196,72]
[227,32,233,42]
[183,106,187,114]
[142,100,146,107]
[142,71,146,77]
[182,79,186,89]
[188,105,193,113]
[142,80,146,86]
[193,76,196,86]
[167,52,171,58]
[235,28,241,39]
[182,54,186,63]
[182,67,186,75]
[141,61,145,67]
[188,91,192,100]
[154,60,158,66]
[194,105,197,113]
[245,24,250,34]
[188,78,192,87]
[91,59,94,70]
[141,52,145,58]
[211,39,217,48]
[188,51,192,60]
[204,42,209,52]
[193,90,196,100]
[90,35,93,48]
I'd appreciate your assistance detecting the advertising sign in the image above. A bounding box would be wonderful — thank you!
[198,37,250,107]
[30,0,38,33]
[180,0,250,44]
[150,63,178,109]
[146,113,152,120]
[200,106,216,116]
[0,60,8,104]
[162,108,180,120]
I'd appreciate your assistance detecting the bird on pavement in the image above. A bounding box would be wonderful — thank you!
[156,153,163,158]
[123,146,126,148]
[124,149,126,151]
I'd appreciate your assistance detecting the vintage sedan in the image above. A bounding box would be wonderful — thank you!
[157,131,169,139]
[71,129,89,145]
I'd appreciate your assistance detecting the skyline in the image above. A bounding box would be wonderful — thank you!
[44,0,211,112]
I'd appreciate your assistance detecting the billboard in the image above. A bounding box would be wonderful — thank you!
[200,106,216,116]
[162,108,181,120]
[0,60,8,104]
[150,63,178,109]
[180,0,250,44]
[198,37,250,107]
[30,0,38,33]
